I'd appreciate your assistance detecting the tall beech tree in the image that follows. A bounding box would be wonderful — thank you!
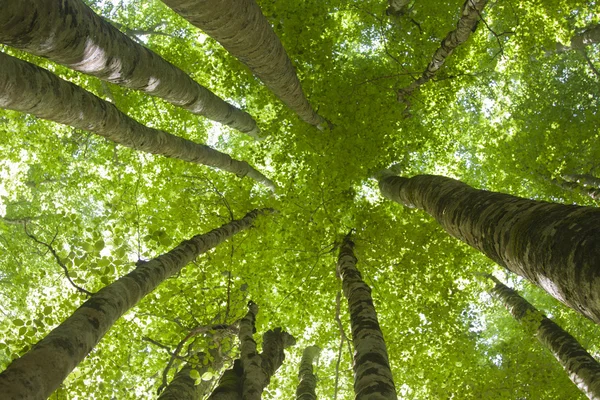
[0,52,275,190]
[161,0,326,129]
[1,0,599,398]
[296,345,320,400]
[337,234,397,399]
[488,275,600,399]
[378,173,600,324]
[397,0,488,110]
[0,0,260,137]
[0,209,268,399]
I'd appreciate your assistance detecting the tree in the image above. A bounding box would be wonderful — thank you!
[0,52,274,190]
[296,345,320,399]
[397,0,489,113]
[556,24,600,52]
[337,234,396,399]
[487,274,600,399]
[378,173,600,324]
[0,209,268,399]
[161,0,326,128]
[1,0,599,398]
[0,0,260,137]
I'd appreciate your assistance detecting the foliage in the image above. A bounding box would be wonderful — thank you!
[1,0,599,398]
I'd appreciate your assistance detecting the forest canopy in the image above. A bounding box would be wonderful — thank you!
[0,0,599,398]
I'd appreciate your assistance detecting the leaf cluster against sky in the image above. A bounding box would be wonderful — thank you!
[0,0,599,398]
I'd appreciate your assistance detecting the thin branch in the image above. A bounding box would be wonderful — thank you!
[23,223,93,296]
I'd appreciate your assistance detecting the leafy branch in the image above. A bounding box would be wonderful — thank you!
[23,223,93,296]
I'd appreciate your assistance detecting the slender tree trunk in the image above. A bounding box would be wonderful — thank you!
[386,0,411,16]
[553,176,600,202]
[237,302,296,400]
[337,234,397,399]
[563,174,600,189]
[0,0,260,137]
[378,173,600,324]
[295,345,320,400]
[0,209,269,399]
[158,349,225,400]
[160,0,326,128]
[397,0,488,108]
[488,275,600,399]
[208,359,244,400]
[0,52,275,190]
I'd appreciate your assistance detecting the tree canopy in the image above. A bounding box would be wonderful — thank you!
[0,0,599,398]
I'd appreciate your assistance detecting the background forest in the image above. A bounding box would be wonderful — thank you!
[1,0,600,398]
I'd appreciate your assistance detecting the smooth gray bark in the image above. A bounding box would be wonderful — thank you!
[161,0,326,128]
[337,235,397,399]
[0,52,275,190]
[489,275,600,400]
[379,174,600,324]
[397,0,488,108]
[0,209,269,399]
[295,345,320,400]
[0,0,260,137]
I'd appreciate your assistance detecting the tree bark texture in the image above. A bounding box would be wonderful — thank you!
[489,276,600,400]
[295,345,320,400]
[237,302,296,400]
[207,359,244,400]
[386,0,411,16]
[158,350,225,400]
[160,0,325,128]
[0,0,260,137]
[556,24,600,52]
[0,52,275,190]
[554,177,600,202]
[0,209,268,400]
[379,174,600,324]
[337,236,397,399]
[158,364,198,400]
[397,0,487,104]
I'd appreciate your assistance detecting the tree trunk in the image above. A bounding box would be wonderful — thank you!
[563,174,600,189]
[378,173,600,324]
[0,52,275,190]
[557,24,600,52]
[295,345,320,400]
[237,302,296,400]
[488,275,600,399]
[0,209,269,399]
[397,0,488,107]
[0,0,260,137]
[386,0,411,16]
[207,359,244,400]
[337,235,397,399]
[160,0,326,128]
[158,349,225,400]
[158,364,198,400]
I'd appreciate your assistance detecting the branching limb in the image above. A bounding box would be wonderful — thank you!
[23,223,93,296]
